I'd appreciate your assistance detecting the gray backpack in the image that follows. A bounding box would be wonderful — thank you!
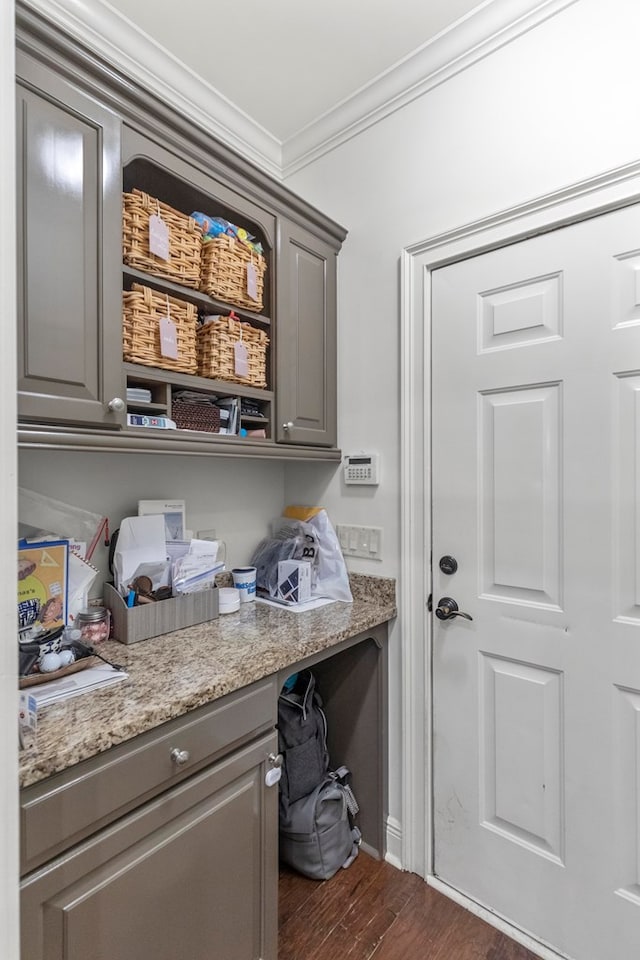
[277,670,329,816]
[279,766,361,880]
[278,671,361,880]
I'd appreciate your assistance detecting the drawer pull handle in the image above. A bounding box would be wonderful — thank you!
[170,747,190,765]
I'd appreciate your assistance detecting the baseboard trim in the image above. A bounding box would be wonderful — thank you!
[384,816,403,870]
[427,876,571,960]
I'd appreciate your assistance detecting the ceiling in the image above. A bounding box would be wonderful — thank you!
[104,0,486,143]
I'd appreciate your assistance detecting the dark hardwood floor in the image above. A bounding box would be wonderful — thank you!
[279,852,540,960]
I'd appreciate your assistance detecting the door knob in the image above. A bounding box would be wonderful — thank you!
[435,597,473,621]
[283,421,293,430]
[108,397,125,412]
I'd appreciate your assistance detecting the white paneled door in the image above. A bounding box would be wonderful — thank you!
[431,203,640,960]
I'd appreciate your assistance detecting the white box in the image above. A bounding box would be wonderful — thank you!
[277,560,312,604]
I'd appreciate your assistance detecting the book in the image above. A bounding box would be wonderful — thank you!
[127,414,176,429]
[216,398,239,435]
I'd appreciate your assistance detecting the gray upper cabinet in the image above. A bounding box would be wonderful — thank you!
[16,53,125,428]
[15,9,346,457]
[276,220,338,448]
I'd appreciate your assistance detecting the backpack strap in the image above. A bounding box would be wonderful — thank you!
[330,767,360,818]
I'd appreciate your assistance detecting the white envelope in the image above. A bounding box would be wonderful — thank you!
[113,514,168,592]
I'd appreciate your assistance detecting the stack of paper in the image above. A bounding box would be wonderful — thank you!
[126,387,152,403]
[256,596,335,614]
[28,664,128,707]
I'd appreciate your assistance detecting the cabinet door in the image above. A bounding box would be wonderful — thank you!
[21,732,278,960]
[276,220,337,447]
[16,55,125,427]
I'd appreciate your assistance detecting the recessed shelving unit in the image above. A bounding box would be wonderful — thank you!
[122,151,275,442]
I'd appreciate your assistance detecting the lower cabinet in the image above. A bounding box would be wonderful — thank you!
[20,686,278,960]
[19,627,389,960]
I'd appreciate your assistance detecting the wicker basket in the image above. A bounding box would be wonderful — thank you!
[123,284,198,374]
[197,315,269,388]
[172,399,221,433]
[200,235,266,311]
[123,189,202,287]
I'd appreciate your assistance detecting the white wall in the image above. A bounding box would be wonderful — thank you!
[284,0,640,840]
[19,451,289,591]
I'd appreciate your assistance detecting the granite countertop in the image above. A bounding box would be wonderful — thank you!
[19,574,396,789]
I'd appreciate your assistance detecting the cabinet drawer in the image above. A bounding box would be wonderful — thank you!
[21,677,277,875]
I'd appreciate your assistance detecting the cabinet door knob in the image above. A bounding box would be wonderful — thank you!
[170,747,190,765]
[265,753,283,787]
[283,421,293,430]
[108,397,125,413]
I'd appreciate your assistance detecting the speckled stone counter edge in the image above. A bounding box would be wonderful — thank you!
[20,574,396,789]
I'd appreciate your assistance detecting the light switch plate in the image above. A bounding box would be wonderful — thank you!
[337,524,383,560]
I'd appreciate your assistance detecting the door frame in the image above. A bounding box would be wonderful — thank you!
[399,157,640,954]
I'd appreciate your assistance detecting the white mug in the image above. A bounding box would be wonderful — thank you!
[231,566,257,602]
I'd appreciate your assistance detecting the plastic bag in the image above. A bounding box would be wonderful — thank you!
[18,487,108,561]
[282,508,352,603]
[250,527,317,599]
[252,508,352,603]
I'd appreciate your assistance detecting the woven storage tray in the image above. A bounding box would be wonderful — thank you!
[200,235,266,311]
[197,315,269,388]
[123,283,198,374]
[172,399,221,433]
[123,189,202,287]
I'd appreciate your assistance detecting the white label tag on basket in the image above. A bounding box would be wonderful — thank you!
[246,262,258,301]
[234,340,249,377]
[149,214,170,260]
[159,316,178,360]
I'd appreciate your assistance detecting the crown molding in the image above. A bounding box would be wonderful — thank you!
[21,0,283,180]
[281,0,578,178]
[20,0,577,183]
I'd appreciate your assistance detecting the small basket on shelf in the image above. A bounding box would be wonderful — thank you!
[123,189,203,287]
[200,235,267,312]
[197,314,269,388]
[171,392,222,433]
[123,283,198,375]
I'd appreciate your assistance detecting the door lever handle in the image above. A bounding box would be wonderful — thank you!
[435,597,473,621]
